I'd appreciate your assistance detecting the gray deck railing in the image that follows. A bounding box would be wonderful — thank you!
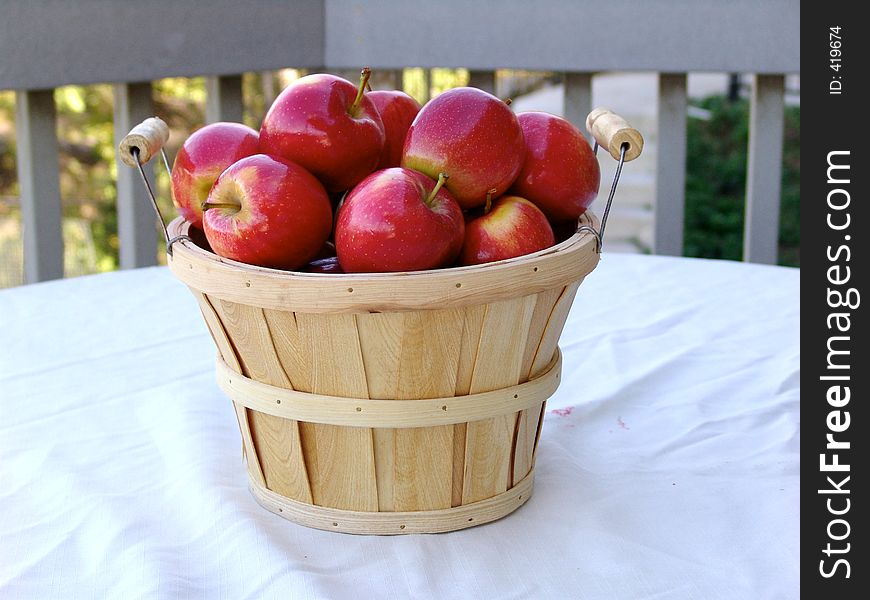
[1,0,800,284]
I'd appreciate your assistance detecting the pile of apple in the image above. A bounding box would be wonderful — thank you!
[170,69,600,274]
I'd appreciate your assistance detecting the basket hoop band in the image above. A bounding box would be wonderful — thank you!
[249,468,535,535]
[216,348,562,428]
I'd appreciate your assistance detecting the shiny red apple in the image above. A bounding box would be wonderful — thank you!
[202,154,332,270]
[170,122,259,228]
[368,90,421,169]
[335,168,464,273]
[460,195,555,265]
[259,70,385,192]
[401,87,525,210]
[509,111,600,221]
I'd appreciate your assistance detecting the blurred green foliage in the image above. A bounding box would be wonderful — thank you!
[684,95,800,266]
[403,68,469,103]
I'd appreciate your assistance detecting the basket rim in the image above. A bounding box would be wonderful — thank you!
[167,212,600,313]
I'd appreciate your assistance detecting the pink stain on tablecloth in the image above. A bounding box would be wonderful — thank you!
[551,407,574,417]
[617,416,630,430]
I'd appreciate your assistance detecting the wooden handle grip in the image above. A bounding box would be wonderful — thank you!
[118,117,170,167]
[585,108,643,162]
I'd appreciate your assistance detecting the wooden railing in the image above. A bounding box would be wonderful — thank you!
[0,0,800,284]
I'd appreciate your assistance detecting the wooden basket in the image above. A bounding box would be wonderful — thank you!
[167,214,601,534]
[121,107,642,534]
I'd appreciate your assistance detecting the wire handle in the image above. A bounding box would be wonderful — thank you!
[116,111,643,258]
[580,108,643,253]
[118,117,189,255]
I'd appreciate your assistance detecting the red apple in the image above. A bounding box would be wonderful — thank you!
[202,154,332,270]
[460,195,555,266]
[509,111,600,221]
[368,90,421,169]
[401,87,525,210]
[259,69,385,192]
[335,168,464,273]
[170,122,259,228]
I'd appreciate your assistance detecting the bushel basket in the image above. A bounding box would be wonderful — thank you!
[118,107,643,534]
[167,215,598,534]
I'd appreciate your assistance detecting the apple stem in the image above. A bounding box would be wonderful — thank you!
[484,188,496,214]
[349,67,372,116]
[425,172,449,206]
[504,98,513,106]
[201,201,240,212]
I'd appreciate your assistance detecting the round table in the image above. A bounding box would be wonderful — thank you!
[0,254,799,599]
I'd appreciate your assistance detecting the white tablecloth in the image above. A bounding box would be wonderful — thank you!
[0,255,799,599]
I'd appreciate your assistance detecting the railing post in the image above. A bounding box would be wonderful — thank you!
[15,89,64,283]
[468,70,496,95]
[261,70,277,107]
[654,73,688,256]
[744,74,785,265]
[563,73,593,136]
[113,82,158,269]
[206,75,244,123]
[421,68,431,103]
